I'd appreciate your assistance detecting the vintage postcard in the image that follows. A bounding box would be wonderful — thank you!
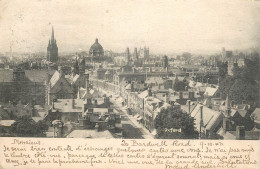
[0,0,259,168]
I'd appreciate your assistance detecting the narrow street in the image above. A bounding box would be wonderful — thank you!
[96,88,154,139]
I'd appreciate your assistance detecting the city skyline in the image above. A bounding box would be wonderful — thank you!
[0,0,260,54]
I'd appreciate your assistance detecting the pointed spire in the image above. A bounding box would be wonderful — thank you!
[51,26,55,43]
[225,94,230,108]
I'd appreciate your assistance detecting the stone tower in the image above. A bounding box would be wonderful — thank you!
[47,27,58,63]
[126,47,130,65]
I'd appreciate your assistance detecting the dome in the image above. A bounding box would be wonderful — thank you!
[89,38,104,57]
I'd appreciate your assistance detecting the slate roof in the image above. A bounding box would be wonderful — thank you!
[191,104,224,131]
[138,90,149,99]
[204,86,218,97]
[50,71,60,87]
[72,74,80,83]
[0,69,55,83]
[181,102,197,114]
[0,106,10,120]
[0,69,13,82]
[251,108,260,123]
[25,70,55,82]
[0,120,15,127]
[218,128,260,140]
[125,84,131,90]
[53,99,83,113]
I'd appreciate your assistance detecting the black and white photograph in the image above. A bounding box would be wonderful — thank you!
[0,0,259,141]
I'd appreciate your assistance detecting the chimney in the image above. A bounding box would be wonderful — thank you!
[148,88,152,97]
[57,122,64,138]
[236,126,245,140]
[222,117,231,133]
[95,123,99,132]
[72,99,75,109]
[231,100,235,107]
[185,86,188,91]
[149,67,152,72]
[85,71,90,96]
[87,98,92,104]
[179,92,183,99]
[187,100,191,113]
[158,101,163,107]
[165,94,169,103]
[58,66,63,77]
[95,99,98,105]
[108,108,113,113]
[82,103,86,113]
[131,82,134,92]
[46,73,51,84]
[199,105,204,138]
[242,100,246,104]
[52,100,55,109]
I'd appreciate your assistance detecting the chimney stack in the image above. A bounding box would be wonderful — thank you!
[187,100,191,113]
[222,117,231,133]
[179,92,183,99]
[52,100,55,109]
[148,88,152,97]
[199,105,204,138]
[236,126,245,140]
[131,82,134,92]
[72,99,75,109]
[85,71,90,97]
[95,123,100,132]
[165,93,169,103]
[58,66,63,77]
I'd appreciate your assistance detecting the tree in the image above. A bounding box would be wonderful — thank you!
[155,106,199,139]
[219,57,259,105]
[10,116,48,137]
[173,81,188,91]
[228,79,258,104]
[218,61,228,79]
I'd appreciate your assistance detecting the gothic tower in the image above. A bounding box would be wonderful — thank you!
[133,47,138,61]
[47,27,58,63]
[74,57,80,75]
[126,47,130,65]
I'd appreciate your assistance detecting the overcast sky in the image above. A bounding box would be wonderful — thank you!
[0,0,259,54]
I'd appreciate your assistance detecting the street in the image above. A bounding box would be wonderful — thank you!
[96,88,154,139]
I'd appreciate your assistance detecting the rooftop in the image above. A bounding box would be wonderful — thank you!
[53,99,83,113]
[0,69,55,83]
[0,120,15,127]
[191,104,224,131]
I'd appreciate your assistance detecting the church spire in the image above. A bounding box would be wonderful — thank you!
[51,26,55,43]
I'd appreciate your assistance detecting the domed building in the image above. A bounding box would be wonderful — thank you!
[89,38,104,57]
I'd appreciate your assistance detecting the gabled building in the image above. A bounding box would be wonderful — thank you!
[46,67,74,105]
[190,103,224,137]
[251,108,260,130]
[0,68,55,105]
